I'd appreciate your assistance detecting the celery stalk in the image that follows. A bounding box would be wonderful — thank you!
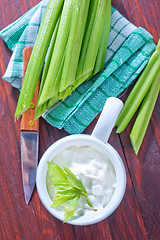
[81,0,110,79]
[47,52,65,108]
[37,0,73,107]
[130,69,160,155]
[59,0,90,93]
[35,49,65,119]
[34,101,49,120]
[15,0,64,119]
[38,17,60,100]
[60,0,111,97]
[93,0,111,75]
[34,18,60,120]
[75,0,110,88]
[116,40,160,133]
[47,96,60,109]
[76,0,98,80]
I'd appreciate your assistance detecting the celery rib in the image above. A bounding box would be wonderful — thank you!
[34,18,60,120]
[37,0,73,107]
[15,0,64,119]
[35,50,65,118]
[38,17,60,100]
[76,0,98,80]
[116,41,160,133]
[81,0,109,78]
[59,0,90,93]
[75,0,110,89]
[130,68,160,154]
[93,0,111,75]
[47,51,66,109]
[15,0,112,119]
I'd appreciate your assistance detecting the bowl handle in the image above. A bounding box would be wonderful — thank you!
[91,97,123,143]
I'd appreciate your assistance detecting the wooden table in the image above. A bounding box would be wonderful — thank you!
[0,1,159,239]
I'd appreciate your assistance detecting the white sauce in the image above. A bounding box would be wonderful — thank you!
[47,145,116,216]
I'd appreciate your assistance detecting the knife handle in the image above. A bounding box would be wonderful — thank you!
[20,46,40,132]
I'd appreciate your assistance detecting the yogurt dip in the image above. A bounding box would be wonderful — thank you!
[46,145,116,216]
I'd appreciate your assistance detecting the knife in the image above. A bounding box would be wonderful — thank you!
[20,46,40,204]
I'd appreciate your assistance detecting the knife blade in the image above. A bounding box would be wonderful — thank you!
[20,46,40,204]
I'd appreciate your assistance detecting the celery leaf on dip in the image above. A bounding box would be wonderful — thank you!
[47,161,92,222]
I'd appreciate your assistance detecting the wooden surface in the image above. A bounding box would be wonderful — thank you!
[0,0,159,239]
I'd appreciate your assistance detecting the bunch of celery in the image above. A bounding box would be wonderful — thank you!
[15,0,111,120]
[115,40,160,154]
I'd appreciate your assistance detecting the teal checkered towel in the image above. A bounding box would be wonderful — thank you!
[0,0,156,134]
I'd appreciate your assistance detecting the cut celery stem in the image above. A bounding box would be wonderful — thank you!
[38,17,60,100]
[116,41,160,133]
[74,0,111,88]
[130,68,160,155]
[72,0,110,91]
[93,0,111,75]
[47,95,60,109]
[34,18,60,120]
[15,0,64,119]
[35,49,65,117]
[47,52,65,108]
[34,101,48,120]
[81,0,109,79]
[59,0,90,93]
[76,0,98,79]
[38,0,73,106]
[31,0,112,116]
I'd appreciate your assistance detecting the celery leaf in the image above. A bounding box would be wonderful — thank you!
[47,162,93,221]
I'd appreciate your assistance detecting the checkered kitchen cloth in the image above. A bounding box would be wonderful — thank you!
[0,0,156,134]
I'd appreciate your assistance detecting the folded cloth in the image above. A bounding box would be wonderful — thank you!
[0,0,156,134]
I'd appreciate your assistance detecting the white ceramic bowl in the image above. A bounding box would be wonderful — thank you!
[36,98,126,225]
[36,134,126,225]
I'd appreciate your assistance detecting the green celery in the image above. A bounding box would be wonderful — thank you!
[60,0,111,98]
[80,0,110,79]
[47,52,65,108]
[116,40,160,133]
[74,0,110,89]
[27,0,111,117]
[47,162,92,222]
[76,0,98,80]
[58,84,73,100]
[34,102,48,120]
[38,18,60,100]
[59,0,90,93]
[47,95,61,109]
[37,0,73,107]
[93,0,111,75]
[130,69,160,155]
[35,56,63,119]
[34,17,60,120]
[37,45,66,114]
[15,0,64,119]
